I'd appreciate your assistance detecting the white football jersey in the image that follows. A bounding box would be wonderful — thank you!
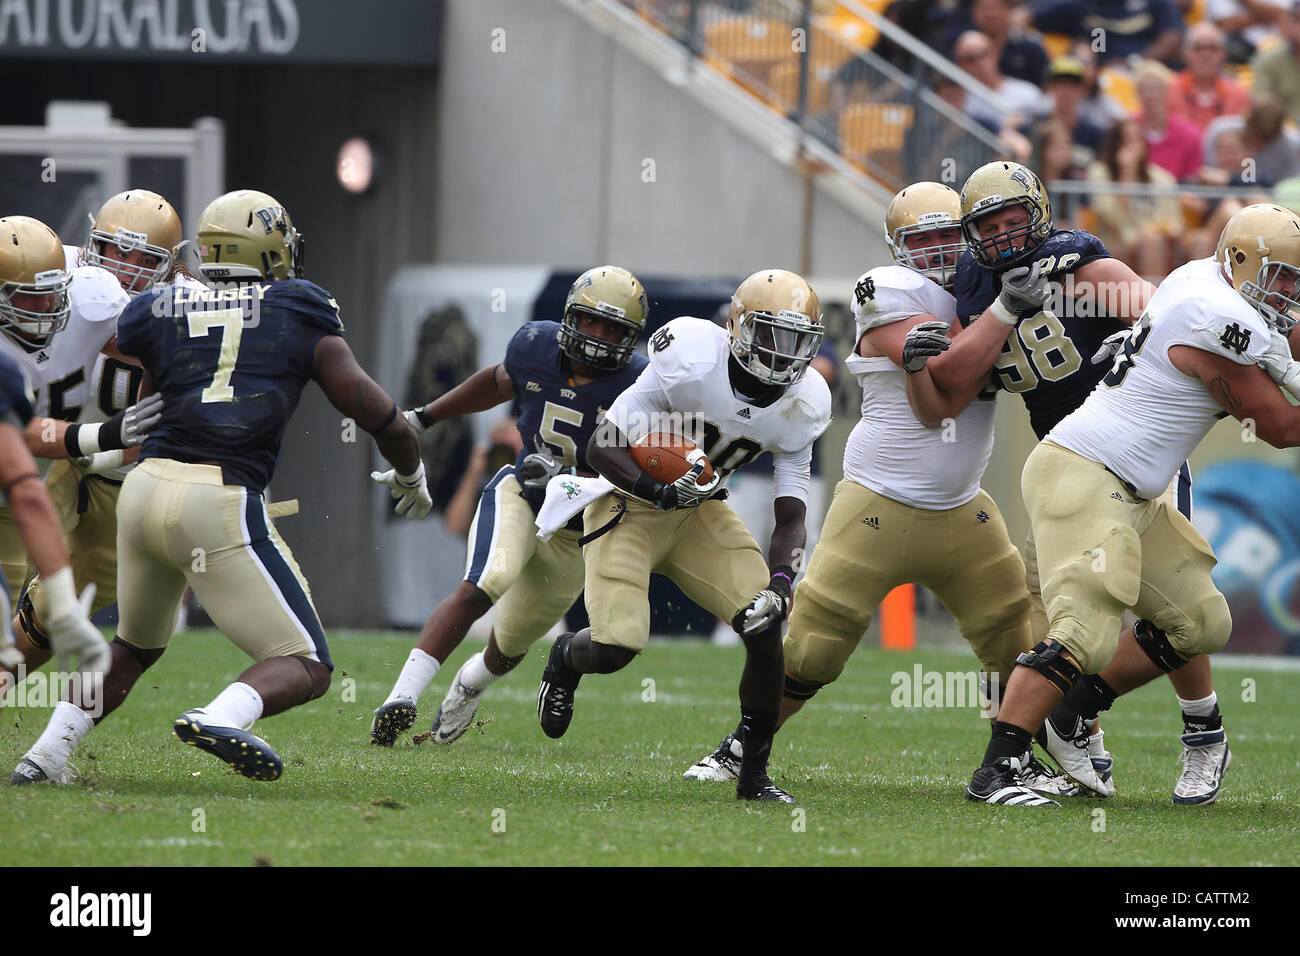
[1050,257,1273,499]
[605,317,831,502]
[0,265,124,423]
[845,265,997,509]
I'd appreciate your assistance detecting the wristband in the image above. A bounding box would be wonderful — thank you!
[632,471,665,504]
[415,406,436,429]
[988,298,1022,327]
[64,422,105,457]
[43,566,78,622]
[768,564,795,600]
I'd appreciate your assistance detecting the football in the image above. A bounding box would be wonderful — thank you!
[631,432,715,485]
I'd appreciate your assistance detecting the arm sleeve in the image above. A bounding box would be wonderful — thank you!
[772,442,813,503]
[603,363,673,444]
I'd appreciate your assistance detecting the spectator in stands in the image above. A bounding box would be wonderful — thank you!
[942,0,1050,85]
[1036,55,1106,158]
[903,72,1006,176]
[1200,94,1300,185]
[871,0,935,70]
[1170,22,1253,133]
[1252,2,1300,120]
[1183,124,1272,255]
[1205,0,1289,64]
[953,29,1041,130]
[1072,41,1130,129]
[1134,59,1203,180]
[1036,118,1091,186]
[1086,117,1183,276]
[1029,0,1184,66]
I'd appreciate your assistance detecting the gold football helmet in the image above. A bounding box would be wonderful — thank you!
[83,189,183,295]
[196,189,302,281]
[1217,202,1300,333]
[959,161,1053,268]
[728,269,824,387]
[561,265,648,371]
[885,181,964,290]
[0,216,71,348]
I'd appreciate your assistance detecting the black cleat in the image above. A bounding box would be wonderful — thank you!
[173,710,283,781]
[10,756,75,786]
[737,774,796,803]
[369,698,417,746]
[537,633,581,739]
[966,758,1060,806]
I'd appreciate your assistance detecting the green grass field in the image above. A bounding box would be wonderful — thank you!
[3,631,1296,866]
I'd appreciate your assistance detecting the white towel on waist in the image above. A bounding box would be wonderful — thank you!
[535,474,615,541]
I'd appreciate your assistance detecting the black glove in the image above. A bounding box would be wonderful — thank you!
[901,321,952,373]
[519,451,572,489]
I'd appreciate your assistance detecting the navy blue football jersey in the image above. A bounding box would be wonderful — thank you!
[503,321,647,511]
[955,229,1127,438]
[116,279,344,491]
[0,352,33,428]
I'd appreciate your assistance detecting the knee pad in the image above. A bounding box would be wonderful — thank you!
[16,590,49,651]
[1015,639,1083,694]
[783,672,824,702]
[1133,619,1189,672]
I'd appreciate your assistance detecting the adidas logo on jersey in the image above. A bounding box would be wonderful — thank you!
[1110,491,1124,501]
[738,407,751,419]
[976,510,990,523]
[36,351,49,364]
[862,516,880,530]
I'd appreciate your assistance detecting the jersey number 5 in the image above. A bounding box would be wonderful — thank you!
[188,307,244,403]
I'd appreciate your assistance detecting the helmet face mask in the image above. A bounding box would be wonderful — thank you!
[959,162,1053,269]
[730,307,823,386]
[560,266,648,372]
[1245,260,1300,333]
[83,190,183,296]
[885,182,964,290]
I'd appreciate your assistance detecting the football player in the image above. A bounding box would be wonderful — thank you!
[966,202,1300,806]
[685,184,1065,799]
[927,162,1232,804]
[11,189,431,784]
[0,215,160,690]
[536,268,831,803]
[368,266,649,746]
[10,191,196,675]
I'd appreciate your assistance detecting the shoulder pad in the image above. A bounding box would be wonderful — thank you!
[789,366,833,441]
[852,265,950,334]
[68,265,129,324]
[1036,230,1110,272]
[1173,291,1272,365]
[646,317,724,388]
[273,279,344,332]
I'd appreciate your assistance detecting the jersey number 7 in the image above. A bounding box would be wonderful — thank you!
[188,307,245,403]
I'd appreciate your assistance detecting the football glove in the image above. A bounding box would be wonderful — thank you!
[901,320,951,373]
[403,407,435,434]
[115,392,164,447]
[1258,330,1300,397]
[990,262,1049,325]
[737,586,790,637]
[45,580,110,679]
[519,451,573,489]
[65,393,164,456]
[1091,329,1131,365]
[371,461,434,519]
[0,636,22,674]
[658,458,721,510]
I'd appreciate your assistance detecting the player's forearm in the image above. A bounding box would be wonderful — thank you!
[928,318,1011,393]
[24,417,75,460]
[417,365,514,424]
[586,427,645,495]
[5,481,70,579]
[374,418,421,477]
[767,506,807,575]
[903,370,965,427]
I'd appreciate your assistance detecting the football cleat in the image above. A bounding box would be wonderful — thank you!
[537,634,581,739]
[10,756,77,786]
[370,698,418,747]
[966,758,1061,806]
[1015,754,1078,797]
[173,709,283,781]
[1037,712,1113,797]
[1173,729,1231,805]
[1087,730,1115,791]
[430,668,483,745]
[737,773,796,803]
[684,733,743,782]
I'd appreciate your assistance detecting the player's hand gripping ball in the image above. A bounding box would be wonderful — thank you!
[630,432,716,485]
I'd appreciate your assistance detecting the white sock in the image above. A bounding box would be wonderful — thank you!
[203,682,264,731]
[388,649,440,704]
[27,701,94,774]
[1177,692,1217,718]
[458,651,499,693]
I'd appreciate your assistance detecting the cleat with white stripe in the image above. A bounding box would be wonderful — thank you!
[684,733,742,781]
[173,709,283,781]
[966,757,1060,806]
[10,756,77,786]
[1173,729,1231,805]
[1038,712,1113,797]
[430,666,482,744]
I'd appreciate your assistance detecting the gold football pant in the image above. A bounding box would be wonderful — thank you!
[1022,441,1230,673]
[463,467,585,656]
[581,494,770,652]
[783,479,1033,687]
[115,459,330,666]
